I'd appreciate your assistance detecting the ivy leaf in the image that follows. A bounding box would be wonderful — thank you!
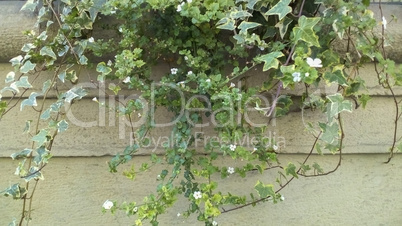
[254,180,275,198]
[20,0,37,11]
[21,43,36,52]
[40,46,57,59]
[275,17,293,39]
[247,0,260,9]
[255,51,284,71]
[0,184,27,199]
[89,0,106,22]
[323,71,347,86]
[96,62,112,82]
[230,10,252,19]
[292,16,321,47]
[64,87,87,103]
[19,60,36,74]
[14,76,33,89]
[10,56,23,66]
[20,92,40,111]
[238,21,261,34]
[5,72,15,83]
[319,122,339,144]
[10,149,32,160]
[58,71,66,83]
[32,129,50,147]
[23,120,32,133]
[40,108,51,120]
[326,93,352,122]
[57,120,69,132]
[216,18,236,31]
[24,166,44,182]
[284,162,298,178]
[265,0,292,20]
[358,94,371,109]
[33,147,52,165]
[312,162,324,174]
[42,79,52,94]
[362,0,370,7]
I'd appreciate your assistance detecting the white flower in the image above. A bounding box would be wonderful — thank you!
[118,27,123,33]
[184,56,188,61]
[229,82,235,88]
[102,200,113,209]
[88,37,95,43]
[253,147,257,151]
[177,212,181,217]
[187,0,192,3]
[305,72,309,77]
[138,113,142,117]
[107,60,112,66]
[157,174,161,180]
[259,46,265,51]
[187,71,193,75]
[382,16,387,29]
[212,221,218,226]
[123,76,131,84]
[110,10,116,14]
[206,78,211,83]
[177,2,184,12]
[306,57,322,68]
[280,195,285,201]
[171,68,178,75]
[133,207,138,212]
[92,97,98,102]
[227,167,235,174]
[292,72,301,83]
[273,145,278,151]
[229,144,236,151]
[193,191,202,200]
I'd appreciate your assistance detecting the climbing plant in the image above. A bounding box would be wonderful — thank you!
[1,0,401,225]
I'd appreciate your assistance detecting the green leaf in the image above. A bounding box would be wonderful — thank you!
[57,120,69,132]
[64,87,87,103]
[230,10,252,19]
[40,108,51,120]
[23,120,32,133]
[362,0,370,7]
[326,93,352,121]
[19,60,36,74]
[33,147,52,165]
[24,166,44,182]
[42,79,52,94]
[10,56,23,66]
[254,180,275,198]
[275,16,293,39]
[312,162,324,174]
[96,62,112,82]
[319,122,339,144]
[265,0,292,20]
[32,129,50,147]
[292,16,321,47]
[14,76,33,89]
[284,162,298,178]
[323,71,347,86]
[40,46,57,59]
[79,55,88,65]
[216,18,236,31]
[255,51,284,71]
[358,94,371,109]
[21,43,36,52]
[20,0,37,11]
[10,149,32,160]
[247,0,260,9]
[20,92,40,111]
[238,21,261,34]
[1,184,27,199]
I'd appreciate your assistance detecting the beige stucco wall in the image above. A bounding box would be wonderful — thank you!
[1,1,402,226]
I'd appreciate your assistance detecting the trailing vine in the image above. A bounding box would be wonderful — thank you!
[0,0,401,225]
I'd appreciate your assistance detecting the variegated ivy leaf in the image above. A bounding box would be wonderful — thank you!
[238,21,261,34]
[20,0,37,11]
[326,93,352,122]
[24,166,44,182]
[21,43,36,52]
[32,129,50,147]
[34,146,52,165]
[20,92,40,111]
[10,149,32,160]
[255,51,284,71]
[216,17,236,31]
[292,16,321,47]
[5,71,15,83]
[64,87,87,103]
[0,184,27,199]
[9,55,23,66]
[265,0,292,21]
[275,16,293,39]
[40,46,57,59]
[19,60,36,74]
[319,122,340,144]
[57,120,69,132]
[15,76,33,89]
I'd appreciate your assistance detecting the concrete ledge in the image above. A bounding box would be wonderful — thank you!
[0,154,401,225]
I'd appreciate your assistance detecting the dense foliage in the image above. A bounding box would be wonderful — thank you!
[1,0,401,225]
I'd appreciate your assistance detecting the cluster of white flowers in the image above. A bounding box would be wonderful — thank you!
[227,167,235,174]
[229,144,236,151]
[292,72,301,82]
[193,191,202,199]
[102,200,113,209]
[171,68,178,75]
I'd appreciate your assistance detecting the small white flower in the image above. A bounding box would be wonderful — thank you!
[212,221,218,226]
[107,60,112,66]
[102,200,113,209]
[227,167,235,174]
[177,212,181,217]
[206,78,211,83]
[382,16,387,29]
[193,191,202,200]
[187,71,193,75]
[229,82,235,88]
[88,37,95,43]
[118,27,123,33]
[292,72,301,83]
[138,113,142,117]
[229,144,236,151]
[306,57,322,68]
[123,76,131,84]
[273,145,278,151]
[157,175,161,180]
[110,10,116,14]
[177,2,184,12]
[305,72,309,77]
[187,0,192,3]
[92,97,98,102]
[133,207,138,212]
[259,46,265,51]
[171,68,178,75]
[280,195,285,201]
[253,147,257,151]
[184,56,188,61]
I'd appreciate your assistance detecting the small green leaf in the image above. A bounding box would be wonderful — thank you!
[255,51,284,71]
[284,162,298,178]
[275,17,293,39]
[42,79,52,94]
[292,16,321,47]
[96,62,112,82]
[10,149,32,160]
[312,162,324,174]
[10,56,23,66]
[32,130,50,147]
[57,120,69,132]
[238,21,261,34]
[40,46,57,59]
[216,18,236,31]
[14,76,33,89]
[23,120,32,133]
[20,92,40,111]
[358,94,371,109]
[1,184,27,199]
[21,43,36,52]
[20,0,37,11]
[24,166,44,182]
[40,108,51,120]
[254,180,275,198]
[319,122,339,144]
[19,60,36,74]
[79,55,88,65]
[5,72,15,83]
[326,93,352,121]
[265,0,292,20]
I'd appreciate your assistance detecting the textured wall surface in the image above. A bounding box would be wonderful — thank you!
[1,1,402,226]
